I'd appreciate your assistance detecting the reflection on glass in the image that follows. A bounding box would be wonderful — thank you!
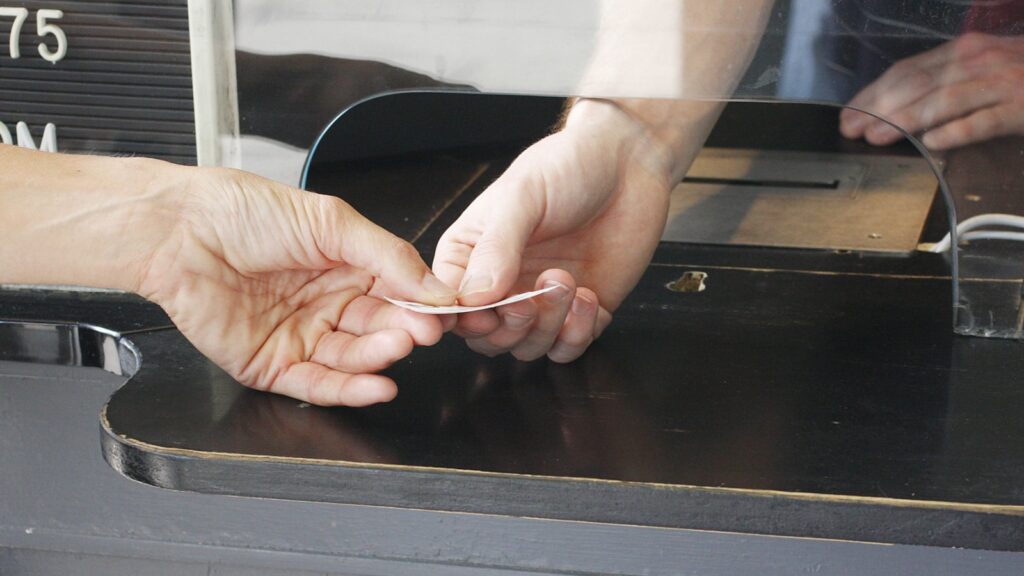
[230,1,1023,338]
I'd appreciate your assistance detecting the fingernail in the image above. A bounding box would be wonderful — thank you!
[459,273,492,297]
[422,274,457,302]
[542,281,571,304]
[503,312,534,329]
[571,294,596,316]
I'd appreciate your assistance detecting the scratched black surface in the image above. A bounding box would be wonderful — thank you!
[98,257,1024,550]
[105,262,1024,501]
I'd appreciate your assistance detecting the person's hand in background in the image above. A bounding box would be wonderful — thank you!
[840,33,1024,150]
[433,99,712,363]
[0,146,455,406]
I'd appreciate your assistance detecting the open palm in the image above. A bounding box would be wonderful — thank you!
[140,168,454,406]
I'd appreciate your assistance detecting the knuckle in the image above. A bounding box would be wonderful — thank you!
[954,32,991,58]
[469,236,510,261]
[873,91,903,115]
[511,347,544,362]
[467,339,501,358]
[882,111,912,134]
[246,375,272,393]
[971,48,1009,70]
[906,68,934,90]
[1003,68,1024,90]
[560,330,592,349]
[548,346,581,364]
[951,120,974,141]
[977,109,1002,133]
[318,193,348,216]
[304,373,334,406]
[885,59,910,78]
[313,194,354,235]
[388,236,419,260]
[934,84,960,105]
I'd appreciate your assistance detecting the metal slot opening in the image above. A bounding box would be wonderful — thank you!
[682,176,841,190]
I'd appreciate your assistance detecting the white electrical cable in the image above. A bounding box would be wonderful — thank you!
[927,213,1024,253]
[960,230,1024,243]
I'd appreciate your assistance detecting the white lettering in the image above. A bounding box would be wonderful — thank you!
[0,7,67,63]
[0,7,28,59]
[0,121,11,145]
[15,121,57,152]
[36,9,66,64]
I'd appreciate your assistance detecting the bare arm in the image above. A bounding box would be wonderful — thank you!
[0,146,179,291]
[435,0,774,362]
[576,0,776,181]
[1,145,456,406]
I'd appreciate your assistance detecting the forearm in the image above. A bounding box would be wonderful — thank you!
[570,0,775,183]
[0,145,184,292]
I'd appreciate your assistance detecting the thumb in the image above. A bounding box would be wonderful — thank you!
[454,215,532,306]
[434,173,543,306]
[316,196,456,305]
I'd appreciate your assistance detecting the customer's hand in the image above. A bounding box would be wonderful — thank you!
[840,33,1024,150]
[138,167,456,407]
[433,100,678,363]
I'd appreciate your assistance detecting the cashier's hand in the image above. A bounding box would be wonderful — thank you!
[139,168,456,407]
[433,100,675,362]
[840,33,1024,150]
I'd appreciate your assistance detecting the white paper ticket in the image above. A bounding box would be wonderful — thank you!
[385,285,558,315]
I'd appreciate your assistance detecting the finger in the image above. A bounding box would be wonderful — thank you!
[863,80,1006,146]
[311,328,414,374]
[841,34,1005,139]
[547,288,600,363]
[272,362,398,407]
[839,107,878,140]
[435,182,543,308]
[432,231,472,299]
[456,224,529,307]
[440,314,458,333]
[921,104,1024,150]
[454,309,502,339]
[311,195,456,306]
[842,64,937,137]
[465,337,506,358]
[461,298,539,354]
[595,306,614,338]
[510,271,575,362]
[841,42,961,138]
[338,295,444,346]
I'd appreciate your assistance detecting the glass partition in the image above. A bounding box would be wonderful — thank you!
[225,0,1024,339]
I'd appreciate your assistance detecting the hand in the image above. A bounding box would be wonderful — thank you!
[433,100,677,363]
[138,167,456,407]
[840,33,1024,150]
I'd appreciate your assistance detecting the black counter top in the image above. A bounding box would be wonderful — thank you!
[3,99,1023,566]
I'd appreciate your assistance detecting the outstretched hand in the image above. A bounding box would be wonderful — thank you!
[138,167,456,406]
[433,100,677,363]
[841,33,1024,150]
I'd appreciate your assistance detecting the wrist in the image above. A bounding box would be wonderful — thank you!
[117,157,190,295]
[564,98,681,187]
[564,97,725,184]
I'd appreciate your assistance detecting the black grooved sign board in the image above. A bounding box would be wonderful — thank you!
[0,0,195,164]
